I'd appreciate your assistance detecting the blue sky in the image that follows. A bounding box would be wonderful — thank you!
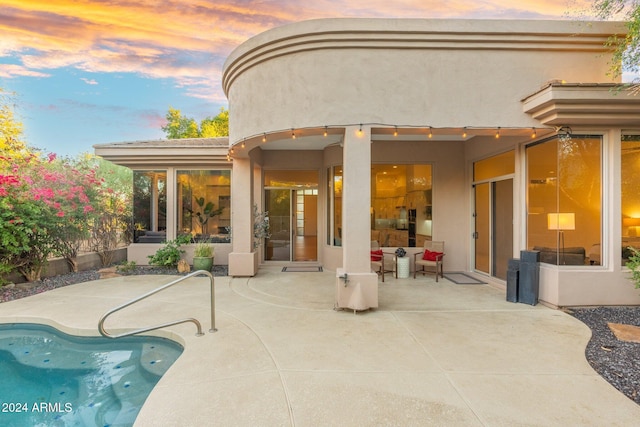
[0,0,624,156]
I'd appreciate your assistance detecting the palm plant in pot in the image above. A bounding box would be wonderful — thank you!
[193,240,214,272]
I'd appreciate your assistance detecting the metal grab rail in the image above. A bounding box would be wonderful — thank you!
[98,270,217,339]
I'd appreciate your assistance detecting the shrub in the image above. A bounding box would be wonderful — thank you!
[116,260,137,275]
[626,246,640,289]
[148,235,191,267]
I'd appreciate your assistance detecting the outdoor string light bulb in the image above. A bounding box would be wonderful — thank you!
[531,127,537,139]
[462,127,467,138]
[357,124,363,136]
[393,126,398,137]
[291,128,296,139]
[428,127,433,138]
[262,133,267,143]
[323,126,328,137]
[495,127,501,139]
[241,140,245,148]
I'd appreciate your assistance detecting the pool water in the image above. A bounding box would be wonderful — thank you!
[0,323,183,427]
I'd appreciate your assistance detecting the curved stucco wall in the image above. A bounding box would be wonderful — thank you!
[222,18,623,144]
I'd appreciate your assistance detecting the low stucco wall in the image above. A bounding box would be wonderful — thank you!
[127,243,231,266]
[7,248,127,284]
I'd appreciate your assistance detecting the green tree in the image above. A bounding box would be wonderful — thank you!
[161,106,229,139]
[0,88,28,156]
[588,0,640,94]
[200,107,229,137]
[162,107,199,139]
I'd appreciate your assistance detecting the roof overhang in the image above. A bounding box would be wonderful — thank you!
[522,83,640,127]
[93,138,230,168]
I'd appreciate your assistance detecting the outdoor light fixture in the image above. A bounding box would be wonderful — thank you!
[291,128,296,139]
[531,127,537,139]
[241,139,245,148]
[262,133,267,143]
[393,126,398,137]
[462,127,467,138]
[323,126,328,137]
[428,127,433,138]
[357,124,363,136]
[547,212,576,264]
[495,127,501,139]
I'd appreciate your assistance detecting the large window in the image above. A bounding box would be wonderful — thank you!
[133,171,167,243]
[526,135,601,265]
[371,164,432,248]
[177,170,231,242]
[621,134,640,265]
[328,166,343,246]
[327,164,432,248]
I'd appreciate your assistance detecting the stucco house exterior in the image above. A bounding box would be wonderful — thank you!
[95,18,640,309]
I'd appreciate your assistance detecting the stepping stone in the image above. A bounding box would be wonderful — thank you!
[98,267,121,279]
[607,322,640,343]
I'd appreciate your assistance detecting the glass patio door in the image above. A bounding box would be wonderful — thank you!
[264,189,292,261]
[474,179,513,280]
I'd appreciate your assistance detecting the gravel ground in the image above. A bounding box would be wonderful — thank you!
[0,265,228,304]
[569,306,640,405]
[0,269,638,405]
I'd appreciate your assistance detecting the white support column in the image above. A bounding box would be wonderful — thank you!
[229,156,258,276]
[335,125,378,310]
[165,167,177,241]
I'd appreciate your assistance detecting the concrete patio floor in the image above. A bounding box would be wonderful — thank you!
[1,266,639,426]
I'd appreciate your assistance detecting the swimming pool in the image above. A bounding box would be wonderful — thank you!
[0,323,183,427]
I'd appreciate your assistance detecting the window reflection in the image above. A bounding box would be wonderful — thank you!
[526,136,601,265]
[371,165,432,248]
[621,134,640,265]
[177,170,231,243]
[133,171,167,243]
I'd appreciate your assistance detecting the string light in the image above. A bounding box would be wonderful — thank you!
[236,124,551,145]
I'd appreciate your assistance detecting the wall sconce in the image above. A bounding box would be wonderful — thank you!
[547,212,575,264]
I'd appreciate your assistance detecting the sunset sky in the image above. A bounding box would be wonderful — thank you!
[0,0,618,156]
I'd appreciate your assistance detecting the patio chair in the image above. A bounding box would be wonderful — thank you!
[371,241,394,282]
[414,241,445,281]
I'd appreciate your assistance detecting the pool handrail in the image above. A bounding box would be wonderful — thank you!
[98,269,217,338]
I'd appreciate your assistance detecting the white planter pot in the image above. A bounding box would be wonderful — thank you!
[396,257,410,279]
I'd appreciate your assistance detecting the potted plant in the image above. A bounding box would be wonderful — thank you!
[193,240,214,272]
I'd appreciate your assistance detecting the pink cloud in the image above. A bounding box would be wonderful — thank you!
[1,0,584,101]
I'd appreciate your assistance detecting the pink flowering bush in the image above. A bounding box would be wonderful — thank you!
[0,153,106,281]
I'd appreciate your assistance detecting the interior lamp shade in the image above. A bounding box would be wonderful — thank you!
[547,213,575,231]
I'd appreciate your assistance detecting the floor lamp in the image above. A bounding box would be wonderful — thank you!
[547,213,575,264]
